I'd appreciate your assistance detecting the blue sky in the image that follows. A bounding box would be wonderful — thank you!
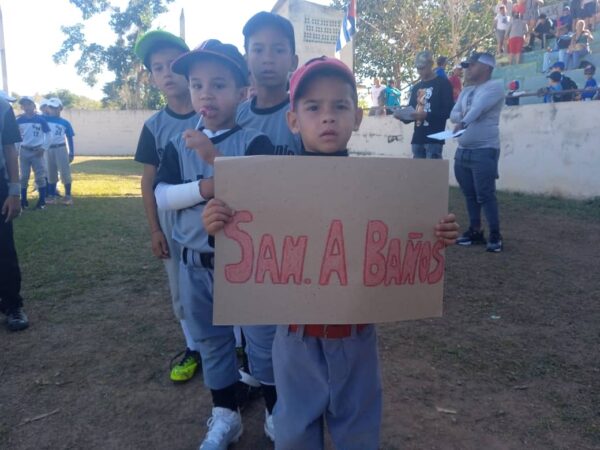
[1,0,330,99]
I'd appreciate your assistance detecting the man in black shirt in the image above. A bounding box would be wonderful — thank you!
[395,50,454,159]
[528,14,555,50]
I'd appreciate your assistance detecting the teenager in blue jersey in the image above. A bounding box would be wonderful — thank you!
[16,96,50,209]
[43,98,75,205]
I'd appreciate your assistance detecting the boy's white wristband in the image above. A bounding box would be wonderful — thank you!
[155,181,204,211]
[8,182,20,196]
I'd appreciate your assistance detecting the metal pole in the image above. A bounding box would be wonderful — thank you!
[0,5,9,92]
[180,8,185,41]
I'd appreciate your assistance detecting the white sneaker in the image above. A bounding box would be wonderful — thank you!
[264,409,275,442]
[199,407,243,450]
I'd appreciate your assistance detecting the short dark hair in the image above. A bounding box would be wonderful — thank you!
[243,12,296,54]
[146,42,187,72]
[437,56,448,67]
[293,70,358,110]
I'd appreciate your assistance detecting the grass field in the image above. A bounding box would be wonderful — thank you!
[3,157,600,450]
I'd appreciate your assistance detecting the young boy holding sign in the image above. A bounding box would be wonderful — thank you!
[203,57,459,449]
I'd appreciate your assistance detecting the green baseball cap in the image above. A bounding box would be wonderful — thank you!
[134,30,189,70]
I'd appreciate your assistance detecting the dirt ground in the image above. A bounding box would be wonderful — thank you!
[2,189,600,450]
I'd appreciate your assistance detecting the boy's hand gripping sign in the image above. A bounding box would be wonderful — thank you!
[213,156,449,325]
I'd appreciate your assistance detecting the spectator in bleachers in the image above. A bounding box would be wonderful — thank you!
[523,0,543,34]
[581,64,598,100]
[571,0,582,30]
[556,5,573,35]
[580,0,597,30]
[550,61,579,100]
[494,5,511,54]
[496,0,513,15]
[448,65,463,101]
[527,13,555,50]
[506,80,522,105]
[542,33,572,72]
[506,10,529,64]
[435,56,448,78]
[565,19,594,69]
[543,71,564,102]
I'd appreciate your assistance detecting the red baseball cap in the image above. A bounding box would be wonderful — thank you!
[289,56,356,110]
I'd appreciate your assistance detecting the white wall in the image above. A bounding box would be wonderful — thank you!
[348,101,600,200]
[67,101,600,200]
[63,109,154,156]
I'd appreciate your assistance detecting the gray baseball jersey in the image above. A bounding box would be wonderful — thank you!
[154,125,275,252]
[236,96,301,156]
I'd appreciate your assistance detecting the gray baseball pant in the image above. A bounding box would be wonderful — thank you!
[272,324,382,450]
[46,144,72,185]
[19,146,47,189]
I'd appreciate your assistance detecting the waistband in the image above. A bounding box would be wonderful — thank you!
[182,248,214,269]
[288,324,367,339]
[50,144,66,148]
[21,145,43,151]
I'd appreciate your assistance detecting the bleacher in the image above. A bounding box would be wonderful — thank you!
[492,30,600,104]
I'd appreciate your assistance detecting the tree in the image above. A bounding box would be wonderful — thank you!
[331,0,494,88]
[53,0,174,109]
[42,89,103,110]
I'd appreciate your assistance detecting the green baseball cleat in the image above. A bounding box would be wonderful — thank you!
[170,348,201,382]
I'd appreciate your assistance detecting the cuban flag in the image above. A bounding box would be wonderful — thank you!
[335,0,357,58]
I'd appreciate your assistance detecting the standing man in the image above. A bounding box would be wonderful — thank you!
[448,65,464,102]
[0,95,29,331]
[370,77,385,116]
[451,52,505,253]
[395,51,454,159]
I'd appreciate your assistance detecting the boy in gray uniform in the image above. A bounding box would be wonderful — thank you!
[133,30,202,383]
[16,97,50,209]
[237,12,301,155]
[203,57,459,449]
[154,39,277,449]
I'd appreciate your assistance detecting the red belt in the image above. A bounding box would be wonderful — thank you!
[288,324,367,339]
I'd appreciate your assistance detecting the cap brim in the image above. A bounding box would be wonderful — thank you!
[171,49,248,85]
[134,31,189,67]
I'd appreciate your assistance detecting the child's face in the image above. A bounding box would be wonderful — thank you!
[47,106,60,117]
[246,27,298,89]
[188,60,246,131]
[20,101,35,115]
[149,47,190,98]
[287,75,362,154]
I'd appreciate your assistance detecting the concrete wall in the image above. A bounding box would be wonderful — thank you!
[63,109,154,156]
[68,101,600,200]
[348,101,600,199]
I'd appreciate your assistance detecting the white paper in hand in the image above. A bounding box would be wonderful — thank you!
[427,129,465,140]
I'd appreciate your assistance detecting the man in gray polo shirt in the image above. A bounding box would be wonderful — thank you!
[450,52,505,253]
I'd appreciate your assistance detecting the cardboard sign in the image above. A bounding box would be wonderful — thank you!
[213,156,449,325]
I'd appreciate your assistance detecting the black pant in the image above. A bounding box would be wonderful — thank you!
[0,174,23,313]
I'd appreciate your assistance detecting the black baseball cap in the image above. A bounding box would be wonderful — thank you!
[243,12,296,53]
[134,30,189,70]
[547,71,562,82]
[461,52,496,69]
[171,39,249,86]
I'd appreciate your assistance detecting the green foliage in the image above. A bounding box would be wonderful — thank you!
[54,0,174,109]
[42,89,103,110]
[331,0,494,86]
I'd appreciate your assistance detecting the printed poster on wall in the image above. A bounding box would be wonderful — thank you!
[213,156,449,325]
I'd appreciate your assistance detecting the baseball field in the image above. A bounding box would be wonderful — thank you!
[1,157,599,449]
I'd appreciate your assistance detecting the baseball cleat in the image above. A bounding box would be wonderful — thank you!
[456,228,486,246]
[170,348,201,382]
[199,407,243,450]
[6,307,29,331]
[61,196,74,206]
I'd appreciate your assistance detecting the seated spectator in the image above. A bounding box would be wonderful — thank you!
[543,71,564,103]
[556,6,573,35]
[580,0,597,30]
[506,79,522,105]
[506,10,529,64]
[565,19,594,70]
[551,61,579,101]
[435,56,448,77]
[542,35,572,72]
[581,65,598,101]
[495,5,511,53]
[448,65,463,101]
[527,14,555,50]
